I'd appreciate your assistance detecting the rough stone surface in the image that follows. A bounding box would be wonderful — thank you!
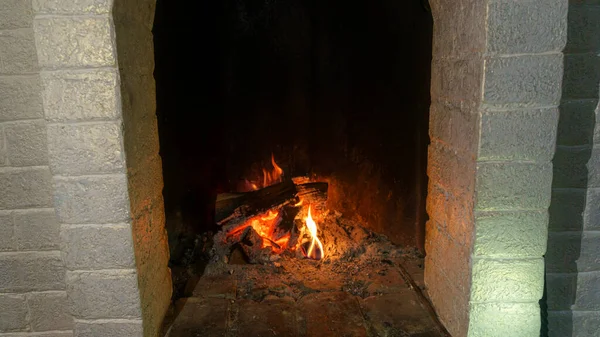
[0,0,33,30]
[40,69,119,122]
[478,107,558,161]
[473,210,547,258]
[546,231,600,273]
[0,125,5,166]
[426,183,474,246]
[4,120,48,166]
[27,291,73,331]
[552,146,593,188]
[587,147,600,188]
[548,188,586,231]
[0,28,38,74]
[562,53,600,100]
[298,292,368,337]
[430,57,483,104]
[547,311,600,337]
[0,293,28,331]
[0,251,65,292]
[0,75,43,121]
[471,258,544,303]
[168,298,229,336]
[486,0,567,54]
[546,272,578,311]
[47,122,125,175]
[0,211,14,251]
[0,167,53,210]
[74,319,143,337]
[236,298,298,336]
[14,208,59,250]
[565,4,600,52]
[0,332,73,337]
[483,53,563,107]
[33,0,111,14]
[556,99,598,146]
[66,270,142,319]
[584,188,600,230]
[428,140,476,198]
[475,162,553,211]
[425,222,471,294]
[468,302,540,337]
[429,101,479,155]
[60,224,136,270]
[33,17,115,69]
[547,271,600,311]
[53,175,131,224]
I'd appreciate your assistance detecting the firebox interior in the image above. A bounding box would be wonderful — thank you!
[153,0,433,267]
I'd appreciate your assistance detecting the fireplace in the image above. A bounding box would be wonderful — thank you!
[2,0,596,336]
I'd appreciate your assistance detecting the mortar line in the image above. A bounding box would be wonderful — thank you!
[34,13,110,19]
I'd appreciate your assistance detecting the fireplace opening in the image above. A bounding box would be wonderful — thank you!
[153,0,440,335]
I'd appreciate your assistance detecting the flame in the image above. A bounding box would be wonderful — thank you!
[227,209,290,253]
[305,205,324,259]
[261,153,284,188]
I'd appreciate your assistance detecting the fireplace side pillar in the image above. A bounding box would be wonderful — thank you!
[32,0,171,336]
[426,1,568,336]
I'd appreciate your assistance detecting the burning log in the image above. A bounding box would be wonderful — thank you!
[215,180,328,227]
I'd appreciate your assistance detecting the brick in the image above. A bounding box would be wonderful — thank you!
[473,210,547,258]
[429,101,479,155]
[40,69,119,122]
[33,0,111,14]
[425,222,471,294]
[236,298,298,337]
[0,167,53,210]
[27,291,73,331]
[483,54,563,107]
[126,156,163,216]
[427,141,476,198]
[426,184,474,246]
[552,146,592,188]
[588,147,600,188]
[548,188,586,231]
[0,251,65,292]
[66,270,141,319]
[546,273,577,311]
[298,292,368,337]
[565,5,600,52]
[0,332,73,337]
[584,188,600,230]
[74,319,142,337]
[0,211,14,251]
[471,257,544,303]
[53,175,131,224]
[486,0,567,54]
[5,120,48,166]
[562,53,600,100]
[468,302,540,337]
[430,57,483,103]
[556,99,598,146]
[0,75,43,121]
[169,297,228,336]
[34,17,115,69]
[47,123,125,175]
[60,224,135,270]
[423,259,469,337]
[430,0,487,59]
[546,231,600,273]
[479,107,558,162]
[0,293,28,331]
[0,125,5,166]
[547,311,600,337]
[0,0,33,29]
[14,209,59,250]
[475,162,553,211]
[0,28,38,74]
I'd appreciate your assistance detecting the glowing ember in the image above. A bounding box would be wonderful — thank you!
[304,205,324,260]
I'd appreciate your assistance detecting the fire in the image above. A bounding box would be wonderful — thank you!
[262,153,284,188]
[304,205,324,260]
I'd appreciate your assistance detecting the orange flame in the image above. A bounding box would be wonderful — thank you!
[261,153,284,188]
[305,205,324,259]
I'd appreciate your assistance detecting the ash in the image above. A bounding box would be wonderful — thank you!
[202,207,423,301]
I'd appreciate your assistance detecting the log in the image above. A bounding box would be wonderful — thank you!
[215,180,328,227]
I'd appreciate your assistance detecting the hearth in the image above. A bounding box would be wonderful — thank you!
[153,0,439,335]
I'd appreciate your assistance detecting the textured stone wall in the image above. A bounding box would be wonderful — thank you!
[545,1,600,335]
[0,0,72,335]
[425,1,568,336]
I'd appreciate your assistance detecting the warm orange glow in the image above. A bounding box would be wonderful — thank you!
[227,209,290,253]
[305,205,324,259]
[261,153,284,188]
[294,199,303,207]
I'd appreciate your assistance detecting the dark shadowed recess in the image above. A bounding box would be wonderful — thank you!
[152,0,433,266]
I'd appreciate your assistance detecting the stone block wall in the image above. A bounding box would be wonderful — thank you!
[0,0,72,335]
[425,1,568,336]
[545,1,600,336]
